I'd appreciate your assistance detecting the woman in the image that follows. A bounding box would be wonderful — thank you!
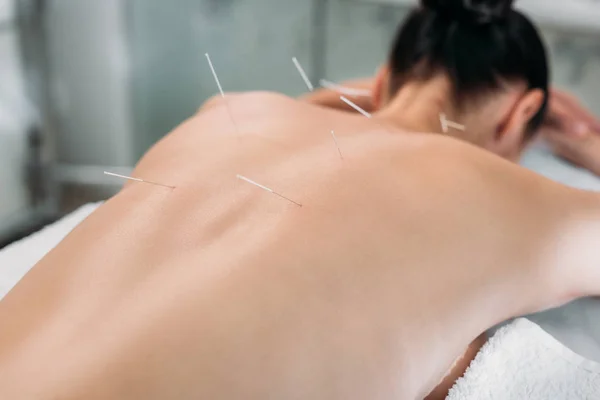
[2,1,599,399]
[306,0,600,173]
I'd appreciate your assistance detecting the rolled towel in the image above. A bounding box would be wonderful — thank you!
[447,318,600,400]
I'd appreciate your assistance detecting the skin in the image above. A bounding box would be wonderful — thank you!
[301,72,597,395]
[309,76,600,175]
[543,89,600,175]
[307,66,546,162]
[1,89,599,400]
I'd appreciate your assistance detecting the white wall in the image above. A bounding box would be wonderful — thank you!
[128,0,315,158]
[0,0,15,23]
[46,0,134,167]
[0,0,31,233]
[353,0,600,33]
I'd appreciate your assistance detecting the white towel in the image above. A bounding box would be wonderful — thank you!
[447,318,600,400]
[0,203,102,300]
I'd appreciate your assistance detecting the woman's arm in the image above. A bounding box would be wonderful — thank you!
[299,77,376,113]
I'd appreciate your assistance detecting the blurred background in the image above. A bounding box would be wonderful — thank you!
[1,0,600,245]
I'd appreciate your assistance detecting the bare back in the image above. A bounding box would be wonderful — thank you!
[0,92,584,399]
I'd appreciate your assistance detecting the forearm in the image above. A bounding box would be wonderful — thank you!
[299,77,375,113]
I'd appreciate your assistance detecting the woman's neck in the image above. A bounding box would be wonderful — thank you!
[373,76,458,134]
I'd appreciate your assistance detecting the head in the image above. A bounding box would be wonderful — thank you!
[372,0,549,160]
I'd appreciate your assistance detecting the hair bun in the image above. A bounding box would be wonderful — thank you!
[421,0,514,26]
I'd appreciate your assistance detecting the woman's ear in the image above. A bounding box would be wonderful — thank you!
[491,89,544,159]
[372,65,391,111]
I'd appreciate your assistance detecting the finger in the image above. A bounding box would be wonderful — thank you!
[548,100,592,138]
[590,119,600,134]
[546,100,587,137]
[551,89,579,108]
[551,90,585,119]
[545,129,600,175]
[543,128,571,147]
[550,90,600,134]
[545,135,586,169]
[544,124,593,147]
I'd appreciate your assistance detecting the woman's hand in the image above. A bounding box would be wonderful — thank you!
[542,89,600,176]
